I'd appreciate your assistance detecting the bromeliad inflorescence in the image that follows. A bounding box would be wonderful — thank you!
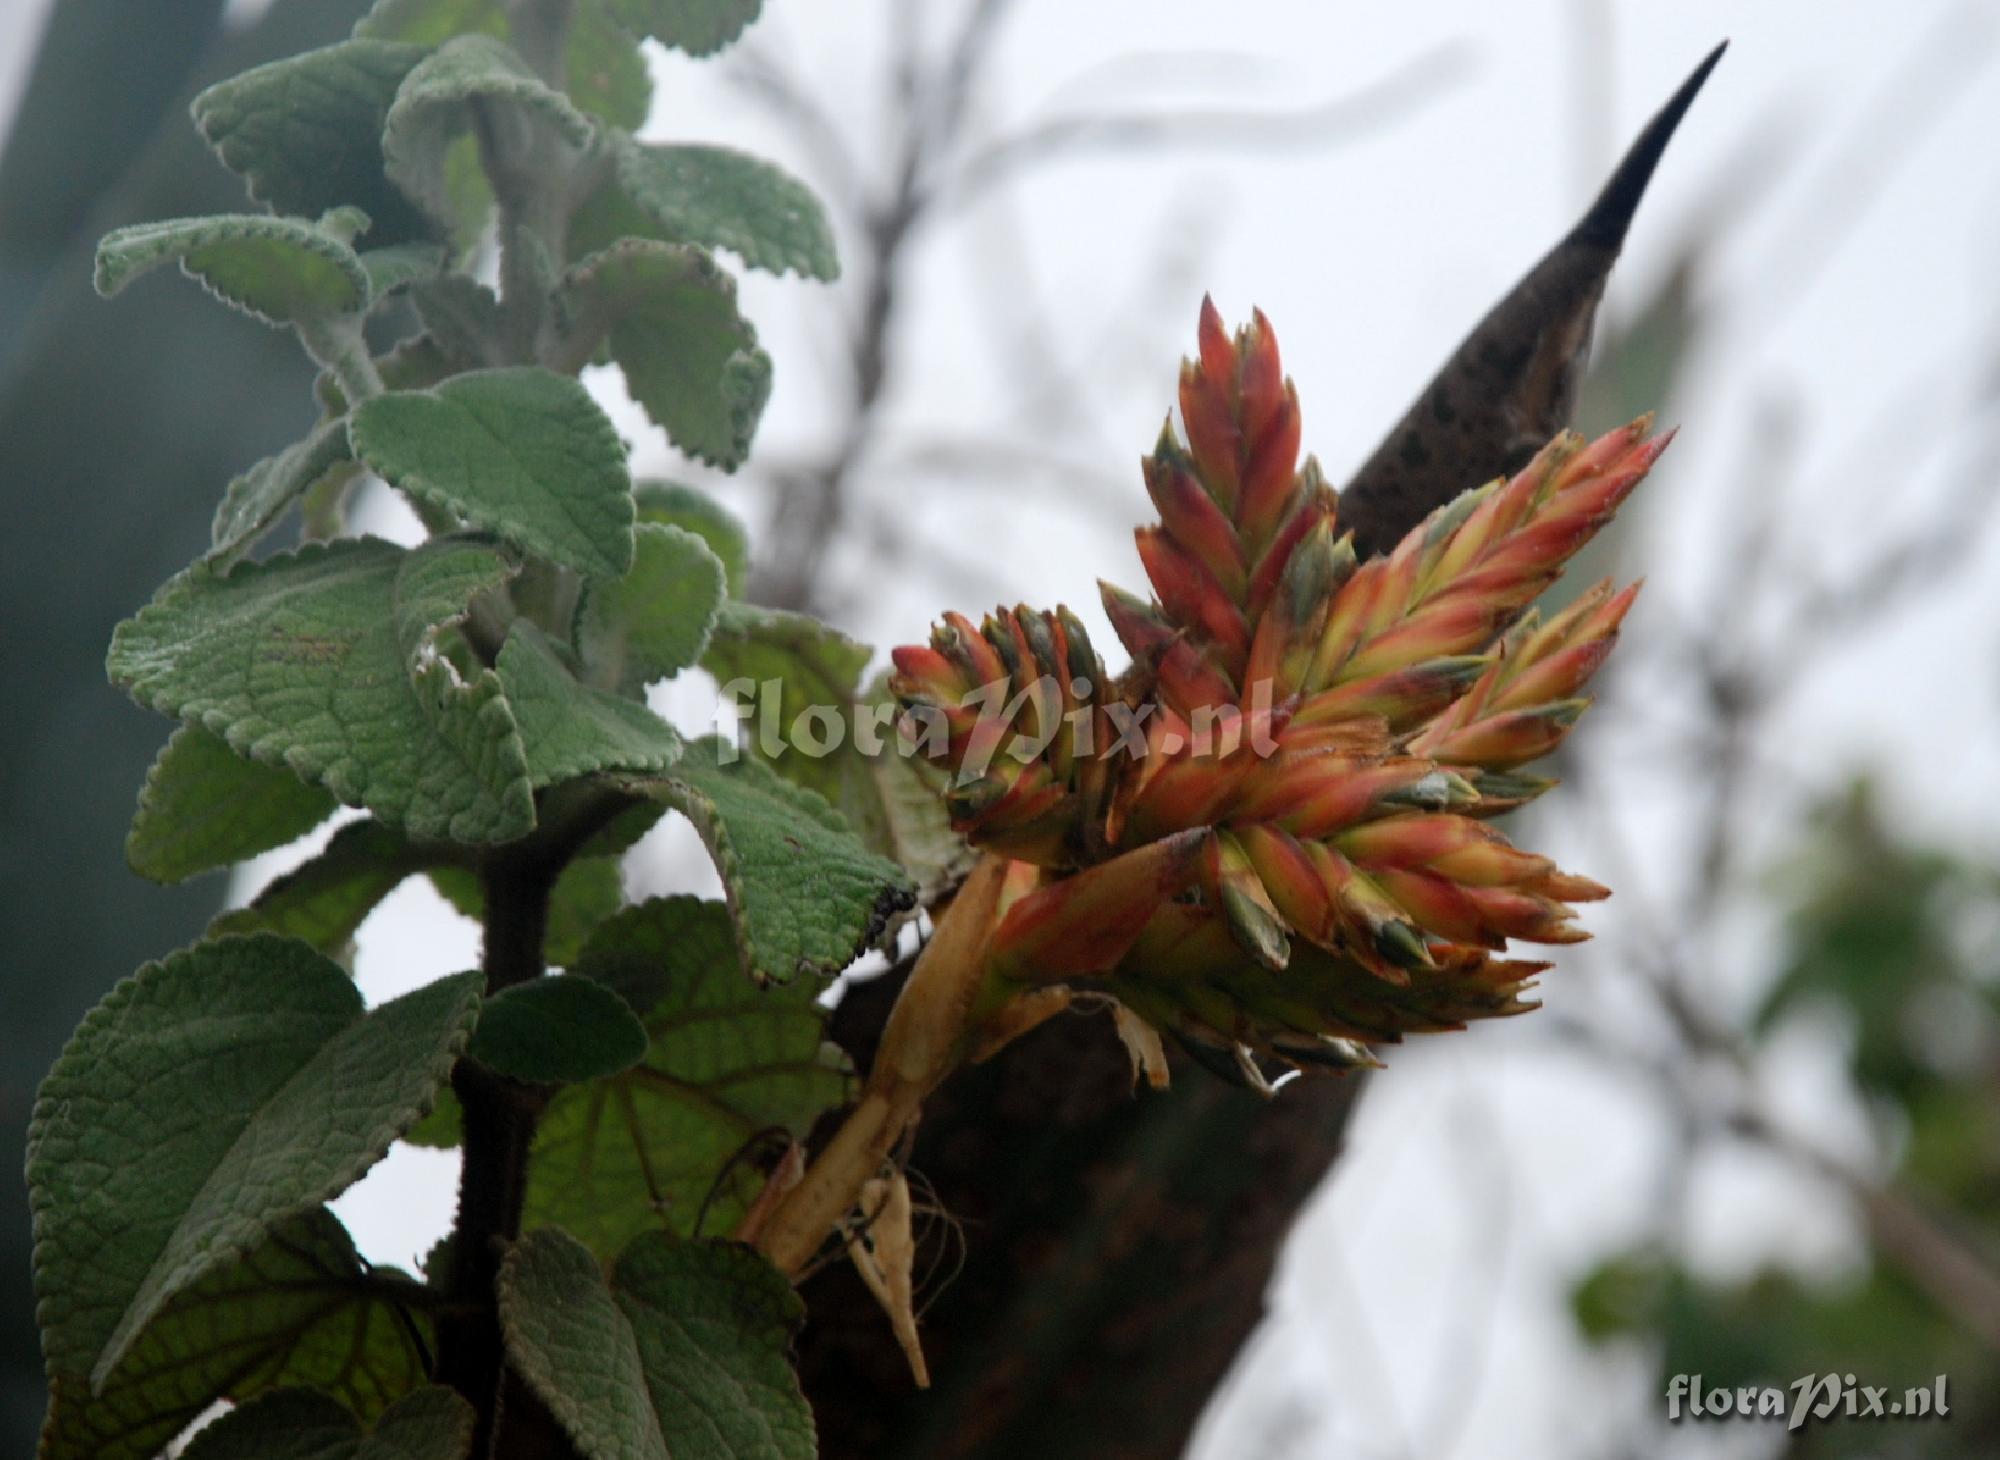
[753,301,1668,1292]
[890,299,1664,1083]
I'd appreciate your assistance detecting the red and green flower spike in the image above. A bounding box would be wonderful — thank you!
[891,300,1668,1076]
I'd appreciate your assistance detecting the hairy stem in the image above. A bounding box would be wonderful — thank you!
[757,854,1010,1275]
[435,847,559,1452]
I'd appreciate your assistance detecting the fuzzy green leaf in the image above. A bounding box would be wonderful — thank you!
[470,976,650,1083]
[26,935,479,1387]
[383,34,594,235]
[213,821,436,954]
[95,214,370,326]
[496,622,682,785]
[128,725,338,884]
[192,39,434,248]
[630,737,914,983]
[701,601,869,805]
[210,416,356,564]
[614,1235,812,1460]
[498,1227,664,1460]
[568,1,654,129]
[38,1209,433,1460]
[360,242,446,299]
[409,274,505,368]
[523,897,852,1254]
[176,1385,474,1460]
[351,368,635,577]
[703,620,968,896]
[634,481,749,595]
[107,536,536,844]
[577,523,726,696]
[562,240,770,470]
[618,137,837,280]
[357,0,651,131]
[499,1228,811,1460]
[602,0,762,56]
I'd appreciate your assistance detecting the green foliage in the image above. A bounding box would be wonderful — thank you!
[430,852,625,966]
[95,212,372,325]
[37,0,911,1447]
[468,975,650,1082]
[577,523,728,694]
[39,1209,433,1460]
[128,725,338,883]
[351,367,635,577]
[601,0,764,56]
[193,39,435,248]
[27,936,477,1387]
[636,480,751,594]
[636,738,917,983]
[107,536,537,844]
[214,820,436,953]
[703,612,972,899]
[209,417,357,564]
[496,621,683,782]
[176,1385,474,1460]
[561,240,771,469]
[381,34,593,238]
[523,897,852,1254]
[573,134,838,280]
[500,1227,814,1460]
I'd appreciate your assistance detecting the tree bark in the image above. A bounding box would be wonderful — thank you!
[798,972,1364,1460]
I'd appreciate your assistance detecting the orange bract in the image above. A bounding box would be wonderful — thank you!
[890,299,1664,1074]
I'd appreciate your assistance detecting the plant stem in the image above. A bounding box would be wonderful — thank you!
[435,845,560,1451]
[757,854,1010,1275]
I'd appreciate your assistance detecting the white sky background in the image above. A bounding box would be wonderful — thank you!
[8,1,1998,1455]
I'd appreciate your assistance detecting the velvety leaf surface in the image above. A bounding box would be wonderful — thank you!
[176,1384,474,1460]
[382,34,593,235]
[191,38,434,247]
[562,240,770,470]
[356,0,650,130]
[601,0,762,56]
[39,1208,432,1460]
[210,416,356,564]
[499,1228,812,1460]
[523,897,851,1255]
[408,274,504,369]
[496,622,681,784]
[635,737,915,983]
[616,137,836,280]
[634,481,748,595]
[212,820,436,954]
[107,536,536,844]
[95,213,370,325]
[498,1227,665,1460]
[468,976,649,1083]
[577,523,726,695]
[351,367,634,577]
[613,1234,812,1460]
[359,242,445,300]
[127,725,338,884]
[700,601,869,808]
[26,936,478,1387]
[566,1,653,129]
